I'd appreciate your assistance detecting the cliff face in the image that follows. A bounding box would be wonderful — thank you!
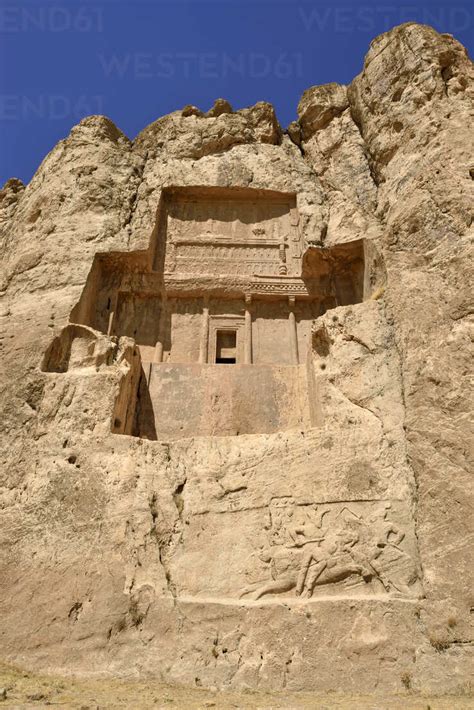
[0,23,472,695]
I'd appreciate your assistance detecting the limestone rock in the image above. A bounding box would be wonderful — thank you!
[0,178,25,212]
[206,98,233,117]
[134,100,281,161]
[286,120,302,147]
[298,82,349,137]
[348,23,474,626]
[0,22,472,700]
[297,83,380,246]
[181,104,204,118]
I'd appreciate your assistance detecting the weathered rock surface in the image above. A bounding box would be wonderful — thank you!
[0,22,472,698]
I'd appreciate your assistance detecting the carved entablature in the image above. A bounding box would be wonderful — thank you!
[156,186,303,283]
[162,274,312,300]
[249,276,308,297]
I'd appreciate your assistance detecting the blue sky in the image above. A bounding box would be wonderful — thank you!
[0,0,472,186]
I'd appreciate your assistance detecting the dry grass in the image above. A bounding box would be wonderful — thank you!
[401,671,412,690]
[0,661,473,709]
[429,635,452,653]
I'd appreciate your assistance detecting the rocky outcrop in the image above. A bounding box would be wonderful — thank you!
[295,82,380,247]
[134,99,281,160]
[0,22,472,698]
[350,24,474,643]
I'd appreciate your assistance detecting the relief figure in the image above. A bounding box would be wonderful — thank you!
[240,499,420,601]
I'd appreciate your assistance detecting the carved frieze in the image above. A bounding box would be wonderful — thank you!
[239,498,422,600]
[161,189,303,280]
[169,497,423,602]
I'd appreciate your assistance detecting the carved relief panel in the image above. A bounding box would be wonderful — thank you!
[238,498,422,601]
[161,188,302,278]
[169,497,423,602]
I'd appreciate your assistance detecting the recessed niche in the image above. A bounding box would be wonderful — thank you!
[59,185,384,440]
[215,330,237,364]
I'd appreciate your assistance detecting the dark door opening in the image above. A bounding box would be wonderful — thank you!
[216,329,237,364]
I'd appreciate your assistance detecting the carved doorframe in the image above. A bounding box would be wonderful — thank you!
[208,315,245,364]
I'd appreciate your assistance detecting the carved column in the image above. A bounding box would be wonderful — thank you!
[106,310,115,336]
[199,298,210,364]
[154,341,164,363]
[106,292,118,336]
[279,241,287,275]
[288,296,299,365]
[244,295,252,365]
[153,293,167,364]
